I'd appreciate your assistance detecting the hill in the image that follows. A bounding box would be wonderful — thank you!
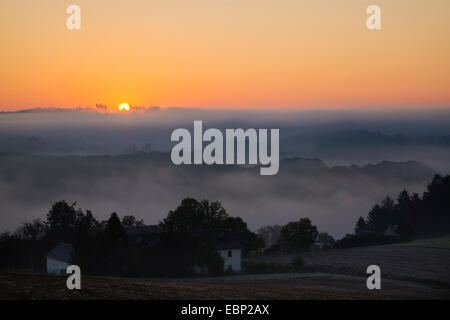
[248,237,450,288]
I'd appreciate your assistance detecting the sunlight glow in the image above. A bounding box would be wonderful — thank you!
[119,103,130,111]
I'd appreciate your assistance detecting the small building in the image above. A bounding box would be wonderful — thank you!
[384,224,400,238]
[46,242,73,275]
[311,241,325,251]
[198,229,242,272]
[315,233,336,249]
[125,226,243,273]
[355,228,374,236]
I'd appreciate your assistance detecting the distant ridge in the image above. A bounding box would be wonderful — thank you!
[0,107,96,114]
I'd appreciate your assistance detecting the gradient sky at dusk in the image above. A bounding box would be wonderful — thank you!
[1,0,449,111]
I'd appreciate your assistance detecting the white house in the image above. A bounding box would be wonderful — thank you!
[384,224,400,238]
[125,226,243,273]
[198,229,242,272]
[46,242,73,275]
[219,248,242,272]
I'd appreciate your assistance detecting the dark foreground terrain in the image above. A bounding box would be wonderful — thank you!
[1,272,449,300]
[248,237,450,288]
[2,238,449,300]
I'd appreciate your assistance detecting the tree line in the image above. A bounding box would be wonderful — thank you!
[339,174,450,247]
[0,198,265,276]
[256,174,450,250]
[0,174,448,275]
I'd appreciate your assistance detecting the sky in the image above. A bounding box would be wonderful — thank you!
[1,0,450,111]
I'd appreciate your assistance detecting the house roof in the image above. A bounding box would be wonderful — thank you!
[197,229,242,250]
[123,225,241,250]
[47,242,73,263]
[355,229,374,235]
[384,224,400,237]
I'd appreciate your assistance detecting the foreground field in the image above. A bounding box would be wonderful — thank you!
[1,272,449,300]
[2,238,449,300]
[248,237,450,288]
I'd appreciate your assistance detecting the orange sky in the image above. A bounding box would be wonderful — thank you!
[1,0,450,111]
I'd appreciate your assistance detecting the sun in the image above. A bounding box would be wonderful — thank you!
[119,103,130,111]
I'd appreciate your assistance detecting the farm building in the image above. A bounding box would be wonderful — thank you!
[384,224,400,238]
[125,226,242,272]
[46,242,73,275]
[198,229,242,272]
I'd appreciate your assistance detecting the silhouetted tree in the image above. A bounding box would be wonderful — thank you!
[366,196,395,235]
[397,190,411,207]
[73,210,100,271]
[104,212,127,246]
[395,189,411,224]
[279,218,319,251]
[257,225,282,248]
[121,215,144,227]
[160,198,264,255]
[356,174,450,240]
[224,216,265,255]
[421,175,450,235]
[45,200,81,243]
[354,216,368,234]
[397,223,416,242]
[317,232,335,247]
[17,219,45,271]
[161,198,228,233]
[0,231,27,270]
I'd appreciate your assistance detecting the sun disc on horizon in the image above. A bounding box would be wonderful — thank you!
[119,103,130,111]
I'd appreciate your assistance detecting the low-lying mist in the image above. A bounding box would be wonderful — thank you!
[0,153,437,238]
[1,107,449,238]
[1,107,450,171]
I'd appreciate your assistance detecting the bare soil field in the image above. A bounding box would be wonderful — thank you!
[247,237,450,288]
[1,272,448,300]
[1,238,449,300]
